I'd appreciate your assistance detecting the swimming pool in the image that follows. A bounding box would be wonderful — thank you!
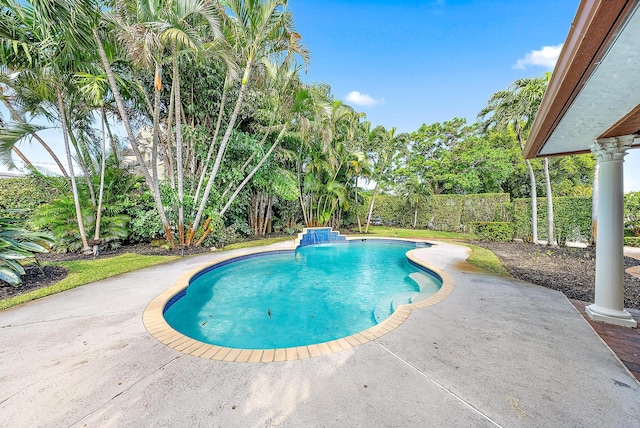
[143,234,454,362]
[162,240,442,349]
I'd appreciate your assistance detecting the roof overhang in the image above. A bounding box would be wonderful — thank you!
[524,0,640,159]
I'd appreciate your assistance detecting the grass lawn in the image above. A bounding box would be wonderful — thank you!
[0,253,180,310]
[346,226,507,275]
[220,236,294,251]
[347,226,507,275]
[460,243,510,276]
[348,225,474,240]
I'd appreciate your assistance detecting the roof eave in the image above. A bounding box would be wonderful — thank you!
[524,0,635,159]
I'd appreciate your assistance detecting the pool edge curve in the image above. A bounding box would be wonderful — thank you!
[142,238,455,363]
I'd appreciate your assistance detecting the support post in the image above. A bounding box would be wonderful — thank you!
[587,135,636,328]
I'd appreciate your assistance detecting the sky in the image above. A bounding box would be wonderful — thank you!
[2,0,640,191]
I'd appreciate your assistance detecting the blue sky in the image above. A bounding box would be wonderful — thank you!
[289,0,575,131]
[2,0,640,190]
[288,0,640,191]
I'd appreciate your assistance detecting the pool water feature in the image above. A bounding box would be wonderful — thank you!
[163,240,442,349]
[297,227,347,246]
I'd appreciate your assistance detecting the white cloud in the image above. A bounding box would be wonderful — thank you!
[514,44,563,70]
[345,91,384,107]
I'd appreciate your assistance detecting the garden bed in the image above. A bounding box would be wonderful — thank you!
[477,241,640,310]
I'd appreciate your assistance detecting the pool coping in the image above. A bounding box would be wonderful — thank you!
[142,238,455,362]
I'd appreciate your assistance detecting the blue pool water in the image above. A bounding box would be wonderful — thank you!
[164,240,441,349]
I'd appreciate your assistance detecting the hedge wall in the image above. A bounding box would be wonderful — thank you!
[469,222,514,241]
[366,193,593,244]
[513,197,592,244]
[0,176,59,216]
[366,193,512,232]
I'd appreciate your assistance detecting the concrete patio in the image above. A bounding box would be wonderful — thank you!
[1,240,638,427]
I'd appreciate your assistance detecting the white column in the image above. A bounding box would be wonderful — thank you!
[587,136,636,328]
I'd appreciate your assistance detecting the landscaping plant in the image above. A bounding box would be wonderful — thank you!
[0,213,53,285]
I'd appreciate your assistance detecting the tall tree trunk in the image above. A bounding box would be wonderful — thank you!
[193,74,229,206]
[413,203,418,229]
[189,60,253,244]
[252,194,259,234]
[11,145,33,169]
[525,158,539,245]
[364,181,379,233]
[165,81,176,188]
[93,107,107,256]
[172,54,185,246]
[55,86,91,254]
[68,129,96,207]
[103,109,119,161]
[544,157,557,246]
[94,31,175,248]
[297,158,308,226]
[151,62,162,198]
[591,163,599,245]
[262,195,272,235]
[365,162,388,233]
[257,193,264,235]
[355,176,362,233]
[1,97,69,177]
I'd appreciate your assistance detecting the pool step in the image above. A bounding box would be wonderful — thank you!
[373,299,393,323]
[409,272,441,293]
[391,293,415,312]
[408,272,441,303]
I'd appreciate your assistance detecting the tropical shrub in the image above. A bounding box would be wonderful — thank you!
[624,237,640,247]
[31,194,129,252]
[0,213,53,285]
[624,192,640,236]
[126,189,165,243]
[30,164,138,252]
[470,222,514,241]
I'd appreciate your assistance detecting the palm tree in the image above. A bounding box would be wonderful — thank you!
[3,0,97,253]
[342,112,370,232]
[189,0,310,243]
[400,172,431,228]
[347,148,372,232]
[0,13,69,177]
[95,0,179,247]
[479,74,551,245]
[364,126,406,233]
[76,71,111,255]
[160,0,224,246]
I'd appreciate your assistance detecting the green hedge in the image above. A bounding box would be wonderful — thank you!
[0,176,59,217]
[470,222,514,241]
[624,237,640,247]
[367,193,512,232]
[367,193,592,245]
[513,197,591,244]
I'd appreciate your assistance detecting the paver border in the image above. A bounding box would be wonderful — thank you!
[142,239,454,362]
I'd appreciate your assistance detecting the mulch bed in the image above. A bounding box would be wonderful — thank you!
[0,265,68,300]
[476,241,640,310]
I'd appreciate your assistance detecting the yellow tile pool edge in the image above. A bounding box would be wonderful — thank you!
[142,239,455,363]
